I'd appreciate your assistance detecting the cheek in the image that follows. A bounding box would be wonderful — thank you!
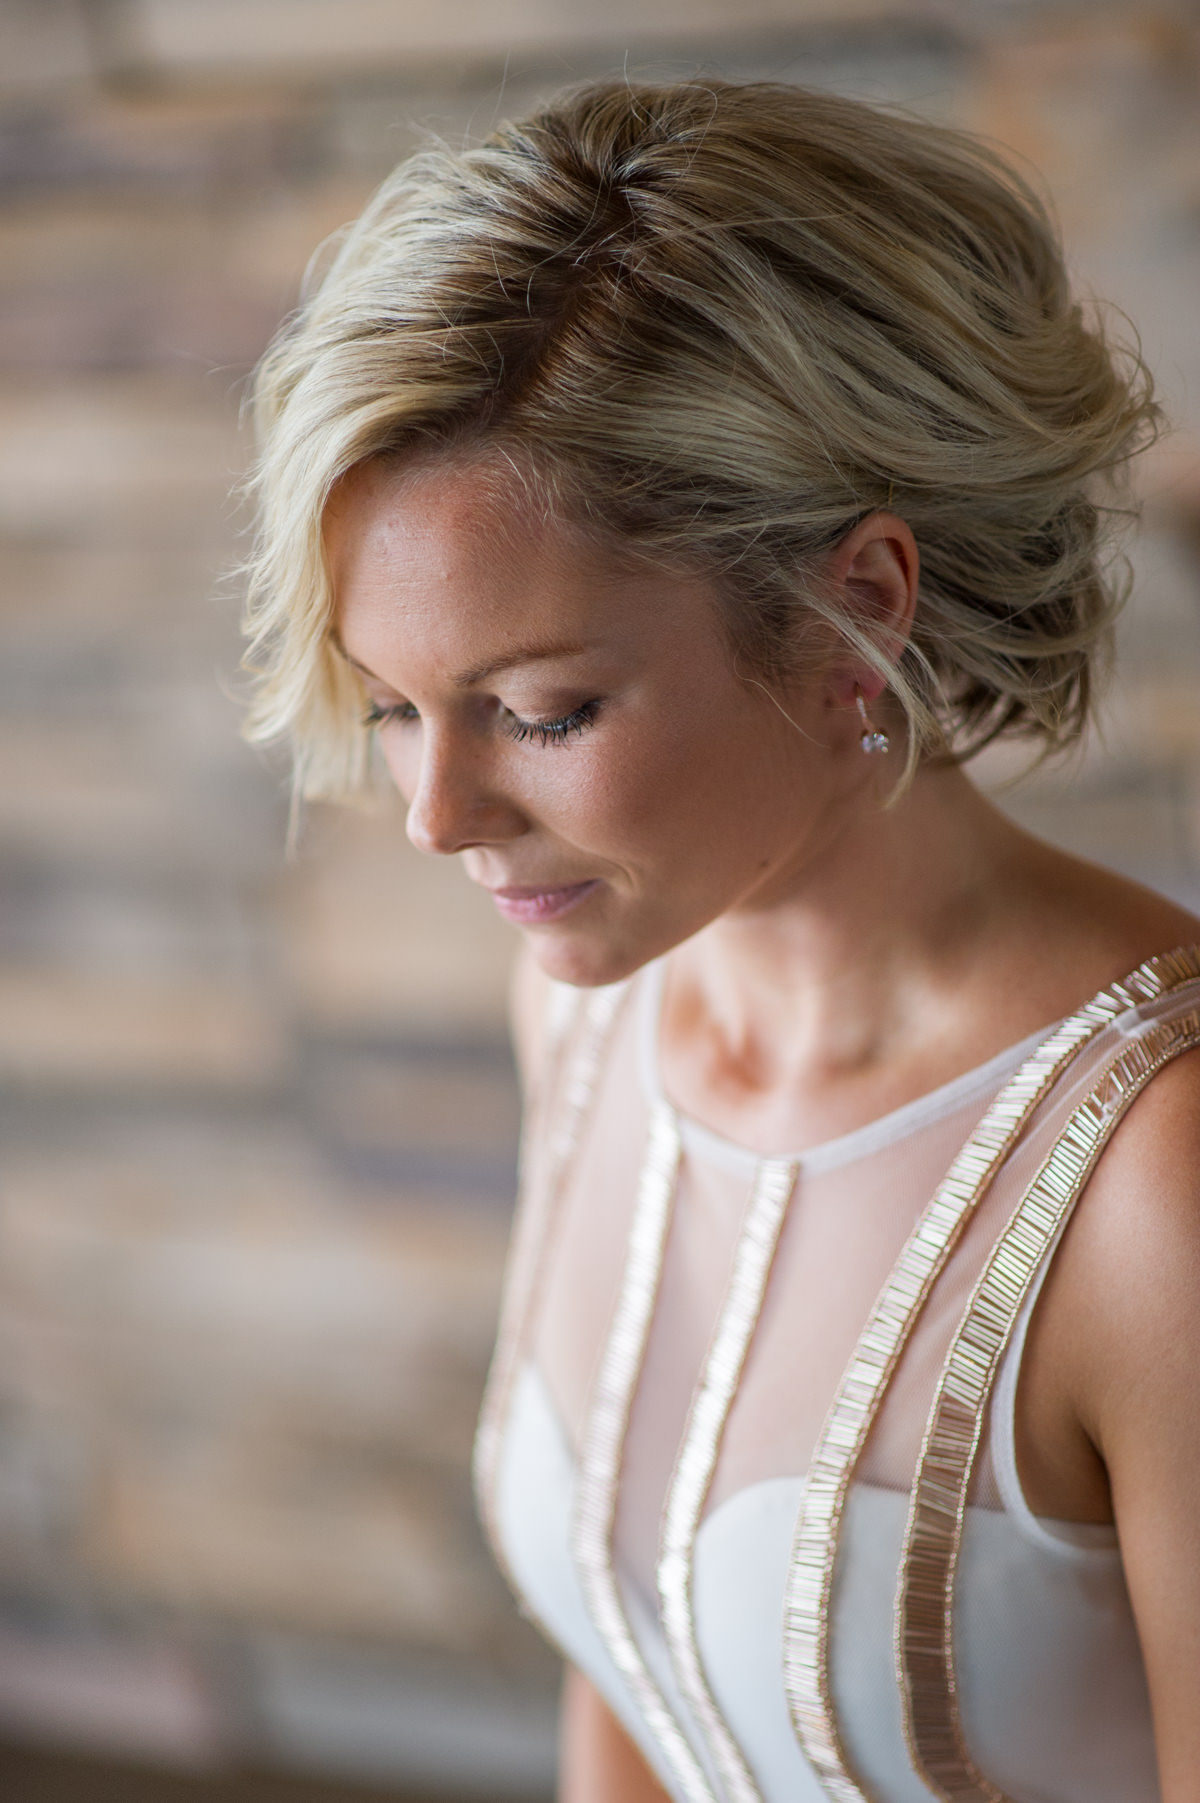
[537,711,761,853]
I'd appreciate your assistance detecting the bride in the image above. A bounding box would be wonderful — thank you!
[243,79,1200,1802]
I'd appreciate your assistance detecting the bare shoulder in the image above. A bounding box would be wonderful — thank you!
[1052,1041,1200,1445]
[1079,1038,1200,1260]
[1060,1043,1200,1796]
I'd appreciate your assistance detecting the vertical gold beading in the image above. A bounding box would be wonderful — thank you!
[571,1101,720,1803]
[896,998,1200,1803]
[474,981,626,1591]
[481,943,1200,1803]
[659,1156,799,1803]
[782,947,1200,1802]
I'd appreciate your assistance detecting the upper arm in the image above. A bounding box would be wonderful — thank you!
[1059,1048,1200,1798]
[559,1668,672,1803]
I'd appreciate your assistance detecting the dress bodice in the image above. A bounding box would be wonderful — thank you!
[474,948,1200,1803]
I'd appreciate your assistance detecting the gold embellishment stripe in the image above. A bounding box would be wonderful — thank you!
[898,1001,1200,1803]
[781,945,1200,1803]
[474,982,626,1589]
[572,1103,718,1803]
[659,1156,799,1803]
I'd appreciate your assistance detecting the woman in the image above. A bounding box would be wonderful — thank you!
[243,80,1200,1802]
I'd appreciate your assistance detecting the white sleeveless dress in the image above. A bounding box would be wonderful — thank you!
[474,948,1200,1803]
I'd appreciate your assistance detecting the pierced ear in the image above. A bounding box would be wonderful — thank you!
[830,667,888,708]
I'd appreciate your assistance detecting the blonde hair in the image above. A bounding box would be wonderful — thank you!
[242,78,1159,797]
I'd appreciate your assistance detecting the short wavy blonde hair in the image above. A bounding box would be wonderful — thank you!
[243,78,1159,798]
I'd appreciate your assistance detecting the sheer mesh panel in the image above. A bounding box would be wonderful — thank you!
[494,959,1198,1803]
[527,966,1200,1582]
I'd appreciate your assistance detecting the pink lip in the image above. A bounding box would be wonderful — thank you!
[487,880,601,924]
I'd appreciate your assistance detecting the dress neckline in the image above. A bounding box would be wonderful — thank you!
[634,956,1059,1179]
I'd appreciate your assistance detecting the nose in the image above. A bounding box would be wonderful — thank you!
[400,725,524,858]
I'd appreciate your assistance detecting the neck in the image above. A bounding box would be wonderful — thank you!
[674,762,1028,1091]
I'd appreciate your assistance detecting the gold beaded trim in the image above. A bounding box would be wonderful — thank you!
[898,997,1200,1802]
[571,1102,719,1803]
[781,946,1200,1801]
[473,981,626,1593]
[658,1155,799,1803]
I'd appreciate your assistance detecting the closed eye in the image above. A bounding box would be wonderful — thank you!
[504,699,601,747]
[363,697,601,745]
[363,699,419,728]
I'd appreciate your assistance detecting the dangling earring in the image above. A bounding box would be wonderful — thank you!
[856,686,890,756]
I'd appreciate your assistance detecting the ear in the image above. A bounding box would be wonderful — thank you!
[823,512,919,706]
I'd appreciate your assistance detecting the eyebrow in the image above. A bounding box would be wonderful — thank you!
[337,640,590,690]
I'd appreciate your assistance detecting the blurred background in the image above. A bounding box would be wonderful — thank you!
[0,1,1198,1799]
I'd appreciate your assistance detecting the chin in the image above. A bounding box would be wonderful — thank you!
[524,925,656,991]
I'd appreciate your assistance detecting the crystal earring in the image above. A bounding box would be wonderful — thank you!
[856,687,890,756]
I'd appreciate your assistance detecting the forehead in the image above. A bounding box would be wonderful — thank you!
[324,454,717,676]
[330,458,617,633]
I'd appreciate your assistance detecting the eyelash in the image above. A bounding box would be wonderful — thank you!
[362,698,600,747]
[505,700,600,746]
[362,701,417,729]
